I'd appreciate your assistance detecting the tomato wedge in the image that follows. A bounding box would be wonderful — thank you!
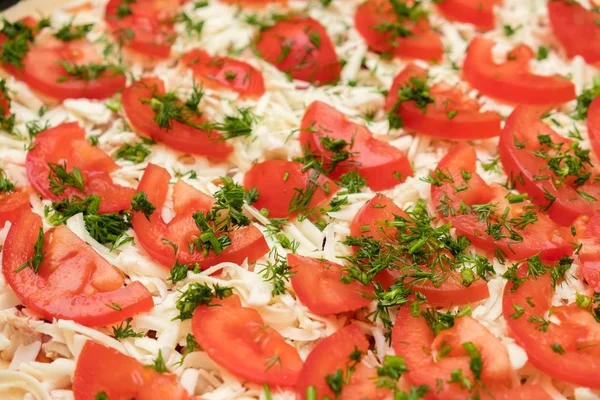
[579,215,600,291]
[300,101,413,190]
[73,340,190,400]
[192,295,302,387]
[548,0,600,63]
[499,106,600,225]
[350,194,490,306]
[104,0,180,60]
[463,37,576,105]
[243,160,338,219]
[122,77,232,160]
[181,49,265,98]
[503,267,600,389]
[287,254,372,315]
[2,209,153,326]
[354,0,443,61]
[132,163,269,269]
[25,122,135,214]
[3,38,125,101]
[435,0,502,31]
[255,16,341,85]
[432,144,572,260]
[297,324,391,400]
[0,189,31,227]
[587,94,600,160]
[385,64,502,140]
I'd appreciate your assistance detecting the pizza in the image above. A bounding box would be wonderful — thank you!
[0,0,599,399]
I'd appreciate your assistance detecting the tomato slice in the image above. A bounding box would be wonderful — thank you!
[579,215,600,291]
[432,143,572,260]
[104,0,180,59]
[354,0,443,62]
[297,324,391,400]
[300,101,413,190]
[132,163,269,268]
[548,0,600,63]
[181,49,265,98]
[587,94,600,160]
[350,194,490,306]
[503,267,600,389]
[73,340,190,400]
[121,77,232,160]
[0,189,31,227]
[3,38,126,101]
[243,160,339,219]
[25,122,135,214]
[255,16,341,85]
[287,254,372,315]
[2,209,153,326]
[499,106,600,225]
[435,0,502,31]
[192,295,302,387]
[463,37,576,105]
[385,64,502,140]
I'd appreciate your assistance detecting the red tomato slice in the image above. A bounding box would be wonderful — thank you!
[2,210,153,326]
[581,215,600,291]
[435,0,502,31]
[0,189,30,227]
[432,143,572,260]
[548,0,600,63]
[182,49,266,98]
[587,94,600,160]
[385,64,502,140]
[463,37,576,105]
[243,160,339,219]
[503,267,600,388]
[132,163,269,268]
[121,77,232,160]
[104,0,180,59]
[3,39,126,101]
[287,254,372,315]
[73,340,190,400]
[499,106,600,225]
[354,0,443,62]
[297,324,391,400]
[255,16,341,85]
[350,194,490,306]
[300,101,413,190]
[220,0,284,4]
[192,295,302,387]
[25,122,135,214]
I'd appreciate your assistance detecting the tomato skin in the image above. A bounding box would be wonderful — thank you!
[243,160,339,219]
[351,194,490,306]
[385,64,502,140]
[25,122,135,214]
[587,94,600,160]
[73,341,190,400]
[132,163,269,269]
[502,267,600,389]
[354,0,443,62]
[0,189,31,227]
[548,0,600,63]
[435,0,502,31]
[192,295,302,387]
[300,101,413,190]
[432,143,572,260]
[121,77,232,160]
[463,37,576,105]
[499,106,600,226]
[255,16,341,85]
[182,49,266,98]
[287,254,372,315]
[2,210,153,326]
[579,215,600,291]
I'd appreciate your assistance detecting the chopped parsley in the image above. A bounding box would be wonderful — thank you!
[54,21,94,41]
[146,350,169,373]
[258,251,295,296]
[0,17,50,67]
[56,61,123,83]
[174,282,233,320]
[131,192,156,221]
[47,162,85,195]
[14,227,45,274]
[115,142,151,163]
[387,75,434,129]
[0,168,15,194]
[112,318,144,339]
[573,75,600,120]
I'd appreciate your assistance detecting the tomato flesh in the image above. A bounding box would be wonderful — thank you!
[255,16,341,85]
[548,0,600,63]
[463,37,576,105]
[192,295,302,387]
[182,49,265,98]
[0,189,31,227]
[587,94,600,161]
[435,0,502,31]
[25,122,135,214]
[73,340,190,400]
[579,215,600,291]
[2,209,153,326]
[132,163,269,269]
[385,64,502,140]
[300,101,413,190]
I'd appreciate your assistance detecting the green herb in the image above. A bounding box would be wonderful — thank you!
[376,355,408,388]
[146,350,168,373]
[56,61,123,82]
[112,318,144,339]
[463,342,483,382]
[259,251,295,296]
[84,211,133,250]
[244,187,259,205]
[387,76,434,129]
[131,192,156,220]
[106,302,122,311]
[116,142,151,163]
[338,170,367,194]
[536,46,549,61]
[0,168,15,193]
[550,343,565,354]
[26,119,49,140]
[320,0,333,6]
[142,85,205,130]
[573,75,600,120]
[14,227,45,273]
[54,21,94,41]
[177,13,204,37]
[95,393,109,400]
[202,108,257,140]
[503,24,522,36]
[0,79,15,133]
[0,18,50,67]
[325,368,344,395]
[373,0,427,39]
[47,162,85,195]
[174,282,233,320]
[308,31,321,48]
